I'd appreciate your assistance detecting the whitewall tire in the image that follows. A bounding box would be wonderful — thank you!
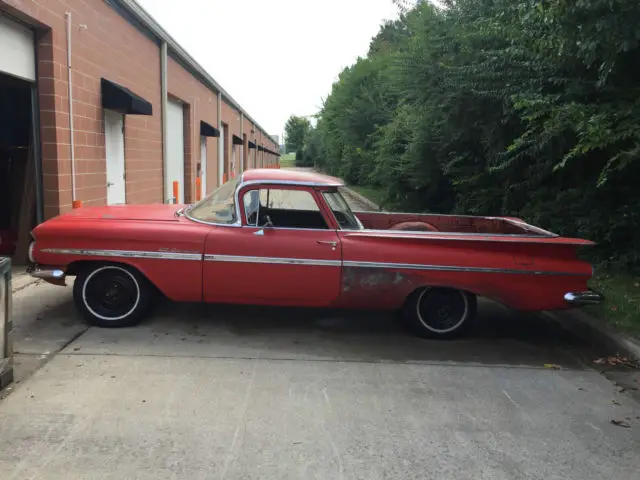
[73,264,154,328]
[403,287,477,339]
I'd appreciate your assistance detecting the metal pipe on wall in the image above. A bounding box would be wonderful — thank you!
[160,41,169,202]
[64,12,78,207]
[217,91,222,185]
[240,112,244,174]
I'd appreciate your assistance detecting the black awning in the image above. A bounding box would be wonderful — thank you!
[248,141,256,149]
[258,145,264,152]
[101,78,152,115]
[232,134,243,145]
[200,121,219,137]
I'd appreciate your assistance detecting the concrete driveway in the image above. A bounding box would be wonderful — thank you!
[1,281,639,479]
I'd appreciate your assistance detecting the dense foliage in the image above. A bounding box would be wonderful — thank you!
[284,115,311,155]
[300,0,640,272]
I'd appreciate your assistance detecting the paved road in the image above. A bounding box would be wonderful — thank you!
[2,279,639,479]
[1,177,639,479]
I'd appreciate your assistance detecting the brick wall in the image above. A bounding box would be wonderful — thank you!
[167,56,218,202]
[0,0,275,216]
[2,0,163,216]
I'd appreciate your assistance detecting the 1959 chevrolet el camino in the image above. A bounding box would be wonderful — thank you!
[27,169,603,339]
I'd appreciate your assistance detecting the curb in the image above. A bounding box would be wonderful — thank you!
[341,186,381,211]
[544,309,640,362]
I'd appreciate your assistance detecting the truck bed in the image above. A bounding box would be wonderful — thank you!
[354,211,556,237]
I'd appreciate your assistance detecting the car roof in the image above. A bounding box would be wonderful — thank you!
[241,168,343,187]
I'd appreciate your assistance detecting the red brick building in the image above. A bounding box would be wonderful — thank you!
[0,0,280,262]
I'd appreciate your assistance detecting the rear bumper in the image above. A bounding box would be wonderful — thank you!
[564,290,604,306]
[27,265,67,285]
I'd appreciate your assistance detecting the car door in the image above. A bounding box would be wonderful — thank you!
[202,185,342,306]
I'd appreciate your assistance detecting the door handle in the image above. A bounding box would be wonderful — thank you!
[317,240,338,251]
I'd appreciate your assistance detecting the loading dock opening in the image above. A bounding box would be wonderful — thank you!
[0,73,39,264]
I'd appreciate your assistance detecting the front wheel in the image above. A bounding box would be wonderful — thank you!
[73,264,154,328]
[403,287,477,339]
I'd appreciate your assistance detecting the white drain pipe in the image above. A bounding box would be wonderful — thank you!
[65,12,77,206]
[160,41,169,202]
[217,91,222,185]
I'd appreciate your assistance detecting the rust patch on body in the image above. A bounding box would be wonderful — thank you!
[342,267,412,293]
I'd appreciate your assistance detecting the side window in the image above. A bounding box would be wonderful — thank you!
[242,188,328,230]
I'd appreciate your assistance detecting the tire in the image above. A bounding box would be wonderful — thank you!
[403,287,477,339]
[73,264,154,328]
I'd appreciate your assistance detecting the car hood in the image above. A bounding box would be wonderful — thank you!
[58,204,187,222]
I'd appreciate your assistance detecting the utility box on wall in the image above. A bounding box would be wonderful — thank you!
[0,257,13,390]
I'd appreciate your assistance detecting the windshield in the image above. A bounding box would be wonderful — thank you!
[185,177,239,224]
[323,188,363,230]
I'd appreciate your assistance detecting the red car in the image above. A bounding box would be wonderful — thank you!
[27,169,603,339]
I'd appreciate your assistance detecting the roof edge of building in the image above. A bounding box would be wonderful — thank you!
[113,0,274,144]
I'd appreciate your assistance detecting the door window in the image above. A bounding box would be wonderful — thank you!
[243,188,328,230]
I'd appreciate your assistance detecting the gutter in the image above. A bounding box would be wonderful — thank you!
[115,0,274,144]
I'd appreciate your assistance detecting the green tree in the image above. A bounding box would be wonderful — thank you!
[287,0,640,272]
[284,115,311,154]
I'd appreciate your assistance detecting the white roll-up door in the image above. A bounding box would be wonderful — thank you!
[166,99,185,203]
[0,15,35,82]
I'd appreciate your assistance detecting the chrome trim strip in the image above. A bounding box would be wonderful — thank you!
[343,260,580,276]
[342,231,585,242]
[239,179,343,188]
[40,249,581,276]
[241,226,336,232]
[42,248,203,261]
[204,254,341,267]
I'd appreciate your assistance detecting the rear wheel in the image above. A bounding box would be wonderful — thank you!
[73,264,154,328]
[403,287,477,339]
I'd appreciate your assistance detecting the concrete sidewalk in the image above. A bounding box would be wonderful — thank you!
[10,266,40,294]
[1,291,639,479]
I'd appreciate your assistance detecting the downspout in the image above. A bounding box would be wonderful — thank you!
[160,41,169,202]
[217,91,222,185]
[65,13,78,207]
[240,112,244,174]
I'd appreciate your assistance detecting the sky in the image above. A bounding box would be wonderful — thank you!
[135,0,401,140]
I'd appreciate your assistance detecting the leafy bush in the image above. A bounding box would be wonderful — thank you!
[302,0,640,274]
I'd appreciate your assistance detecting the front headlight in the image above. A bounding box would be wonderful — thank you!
[28,241,36,263]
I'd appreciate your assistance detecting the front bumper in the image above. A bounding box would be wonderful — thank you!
[27,265,67,285]
[564,290,604,306]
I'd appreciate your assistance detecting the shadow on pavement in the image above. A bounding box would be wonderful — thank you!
[60,295,618,370]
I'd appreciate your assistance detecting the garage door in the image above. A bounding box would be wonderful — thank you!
[166,99,185,204]
[0,15,35,82]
